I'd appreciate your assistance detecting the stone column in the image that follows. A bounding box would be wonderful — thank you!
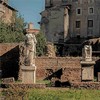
[46,42,56,57]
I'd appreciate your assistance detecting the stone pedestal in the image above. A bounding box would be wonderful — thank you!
[81,61,95,81]
[21,66,36,84]
[98,72,100,82]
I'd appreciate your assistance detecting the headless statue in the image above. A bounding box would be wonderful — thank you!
[25,32,37,66]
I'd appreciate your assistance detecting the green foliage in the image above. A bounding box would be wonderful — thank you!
[36,32,47,56]
[0,13,26,43]
[28,89,100,100]
[2,88,100,100]
[2,84,28,100]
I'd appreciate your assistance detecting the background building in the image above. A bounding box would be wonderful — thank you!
[40,0,100,44]
[0,0,17,23]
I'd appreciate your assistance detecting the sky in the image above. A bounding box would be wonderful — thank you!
[9,0,45,29]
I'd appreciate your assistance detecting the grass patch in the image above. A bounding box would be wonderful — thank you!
[36,80,52,86]
[1,87,100,100]
[28,88,100,100]
[36,80,50,84]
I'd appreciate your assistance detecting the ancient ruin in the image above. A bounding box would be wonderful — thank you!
[0,0,100,91]
[21,23,37,84]
[81,45,95,81]
[46,42,56,57]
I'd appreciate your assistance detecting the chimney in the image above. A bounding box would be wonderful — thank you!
[28,22,34,29]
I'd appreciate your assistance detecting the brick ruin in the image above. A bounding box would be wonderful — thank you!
[0,43,100,88]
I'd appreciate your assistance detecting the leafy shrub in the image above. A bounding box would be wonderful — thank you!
[2,84,28,100]
[36,32,47,56]
[0,13,26,43]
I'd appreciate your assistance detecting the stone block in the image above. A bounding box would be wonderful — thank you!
[82,67,94,81]
[21,66,36,84]
[1,77,15,83]
[98,72,100,82]
[81,61,95,81]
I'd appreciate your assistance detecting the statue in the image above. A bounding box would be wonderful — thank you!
[24,32,37,66]
[82,45,92,61]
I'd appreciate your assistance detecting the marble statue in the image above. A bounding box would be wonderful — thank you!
[82,45,92,61]
[25,32,37,66]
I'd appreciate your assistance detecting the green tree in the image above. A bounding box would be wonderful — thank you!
[0,13,26,43]
[36,32,47,56]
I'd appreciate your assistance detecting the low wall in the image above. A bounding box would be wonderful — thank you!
[0,43,19,56]
[2,83,46,89]
[71,82,100,90]
[0,43,20,80]
[35,57,81,82]
[0,43,100,84]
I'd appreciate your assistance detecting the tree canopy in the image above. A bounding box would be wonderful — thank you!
[0,13,26,43]
[0,13,47,56]
[36,31,47,56]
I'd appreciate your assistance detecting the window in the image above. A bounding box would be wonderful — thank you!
[76,8,82,15]
[89,7,94,14]
[88,0,94,3]
[50,0,53,6]
[62,0,67,2]
[72,0,78,2]
[76,21,81,28]
[88,20,93,28]
[79,0,82,4]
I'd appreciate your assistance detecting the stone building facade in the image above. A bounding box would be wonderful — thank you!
[40,0,100,44]
[0,0,17,23]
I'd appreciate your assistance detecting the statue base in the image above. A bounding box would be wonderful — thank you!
[21,65,36,84]
[81,61,95,81]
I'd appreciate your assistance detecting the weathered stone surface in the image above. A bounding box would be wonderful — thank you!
[1,77,15,83]
[46,42,56,57]
[82,67,94,81]
[81,61,95,81]
[21,66,36,84]
[41,1,100,43]
[71,82,100,90]
[82,45,92,61]
[98,72,100,82]
[24,32,37,66]
[35,57,82,82]
[0,43,19,80]
[2,83,46,89]
[81,45,95,81]
[0,43,100,84]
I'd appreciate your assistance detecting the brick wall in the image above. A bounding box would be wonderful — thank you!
[71,82,100,89]
[35,57,81,82]
[0,43,100,84]
[0,43,19,56]
[0,43,20,80]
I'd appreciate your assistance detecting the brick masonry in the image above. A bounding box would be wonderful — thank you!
[0,43,20,80]
[35,57,82,82]
[71,82,100,90]
[2,83,46,89]
[0,43,100,84]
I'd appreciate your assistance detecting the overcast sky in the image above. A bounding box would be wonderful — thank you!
[9,0,45,29]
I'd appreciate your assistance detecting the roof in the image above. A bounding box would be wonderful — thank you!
[0,0,17,11]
